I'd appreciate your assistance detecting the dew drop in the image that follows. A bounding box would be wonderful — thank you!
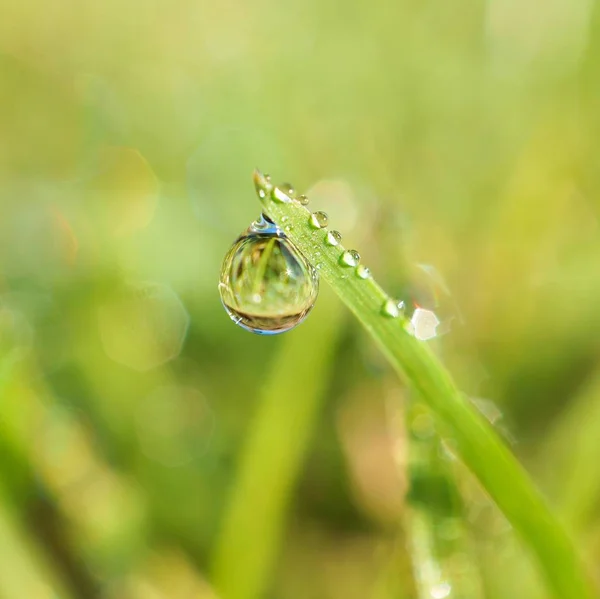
[309,211,329,229]
[219,216,319,335]
[340,249,360,267]
[325,230,342,246]
[297,194,309,206]
[381,298,400,318]
[272,182,295,203]
[355,264,371,279]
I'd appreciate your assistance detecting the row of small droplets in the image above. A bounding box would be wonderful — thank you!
[259,172,406,320]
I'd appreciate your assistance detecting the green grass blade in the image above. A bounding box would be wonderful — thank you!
[211,286,343,599]
[254,170,596,599]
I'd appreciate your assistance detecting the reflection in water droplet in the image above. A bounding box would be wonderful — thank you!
[297,194,309,206]
[309,211,329,229]
[430,582,452,599]
[325,230,342,246]
[219,215,319,334]
[381,299,400,318]
[272,182,295,203]
[355,264,371,279]
[340,249,360,267]
[406,307,440,341]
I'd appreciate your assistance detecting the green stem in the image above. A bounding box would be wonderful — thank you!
[254,170,595,599]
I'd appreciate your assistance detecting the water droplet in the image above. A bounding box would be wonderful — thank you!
[271,182,295,203]
[406,307,440,341]
[355,265,371,279]
[340,249,360,267]
[297,194,309,206]
[325,230,342,246]
[219,216,319,334]
[281,216,289,223]
[309,211,329,229]
[381,299,400,318]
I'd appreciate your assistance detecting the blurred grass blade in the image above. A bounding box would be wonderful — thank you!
[0,483,73,599]
[257,172,596,599]
[540,366,600,530]
[211,286,343,599]
[403,402,484,599]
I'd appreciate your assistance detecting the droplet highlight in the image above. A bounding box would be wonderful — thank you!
[325,230,342,246]
[309,211,329,229]
[406,307,440,341]
[355,265,371,279]
[340,249,360,267]
[219,215,319,335]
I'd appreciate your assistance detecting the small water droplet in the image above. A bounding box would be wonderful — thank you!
[297,194,309,206]
[281,216,288,223]
[219,217,319,334]
[272,182,295,203]
[381,299,400,318]
[316,263,323,270]
[325,230,342,246]
[309,211,329,229]
[340,249,360,267]
[355,265,371,279]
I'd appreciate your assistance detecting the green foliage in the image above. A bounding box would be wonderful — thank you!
[256,172,596,599]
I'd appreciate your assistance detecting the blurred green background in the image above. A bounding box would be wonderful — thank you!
[1,0,600,597]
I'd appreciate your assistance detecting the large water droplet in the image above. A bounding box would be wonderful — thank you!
[297,194,309,206]
[309,211,329,229]
[219,215,319,334]
[340,249,360,267]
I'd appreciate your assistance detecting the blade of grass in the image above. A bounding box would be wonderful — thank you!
[540,366,600,530]
[0,482,74,599]
[211,285,343,599]
[254,169,596,599]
